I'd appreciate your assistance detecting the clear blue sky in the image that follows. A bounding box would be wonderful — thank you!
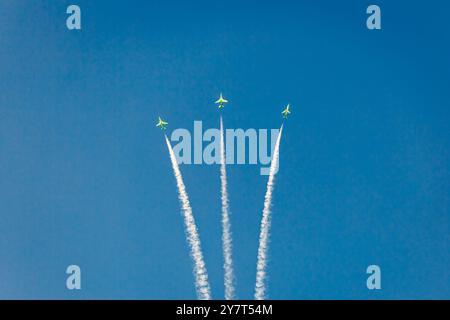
[0,1,449,299]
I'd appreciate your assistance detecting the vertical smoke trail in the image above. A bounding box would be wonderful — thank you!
[254,125,284,300]
[220,116,235,300]
[165,135,212,300]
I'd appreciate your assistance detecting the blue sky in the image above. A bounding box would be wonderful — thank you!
[0,1,449,299]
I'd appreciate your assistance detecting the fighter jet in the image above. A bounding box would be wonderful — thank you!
[215,93,228,109]
[156,117,168,130]
[281,104,291,119]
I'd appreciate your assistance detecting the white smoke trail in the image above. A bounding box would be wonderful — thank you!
[165,135,212,300]
[254,125,283,300]
[220,116,235,300]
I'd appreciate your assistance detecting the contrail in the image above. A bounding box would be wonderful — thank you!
[220,116,235,300]
[254,124,283,300]
[165,135,212,300]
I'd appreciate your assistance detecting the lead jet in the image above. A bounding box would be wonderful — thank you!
[281,104,291,118]
[156,117,168,130]
[215,93,228,109]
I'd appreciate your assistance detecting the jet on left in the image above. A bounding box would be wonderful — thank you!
[156,117,168,130]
